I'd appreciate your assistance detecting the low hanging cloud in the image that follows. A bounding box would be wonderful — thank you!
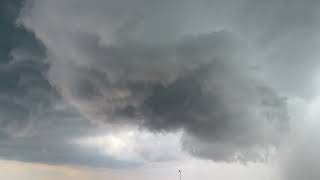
[19,0,291,162]
[0,0,52,137]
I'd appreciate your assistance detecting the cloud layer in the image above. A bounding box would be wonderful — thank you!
[18,0,291,162]
[2,2,320,180]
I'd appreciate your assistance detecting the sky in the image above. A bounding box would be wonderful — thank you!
[1,0,320,179]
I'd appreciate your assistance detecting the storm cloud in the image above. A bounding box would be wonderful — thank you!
[0,0,51,137]
[18,0,292,162]
[2,1,320,180]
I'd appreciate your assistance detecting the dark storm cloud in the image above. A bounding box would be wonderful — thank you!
[0,0,179,169]
[0,0,136,168]
[0,0,51,137]
[3,0,320,172]
[21,0,290,161]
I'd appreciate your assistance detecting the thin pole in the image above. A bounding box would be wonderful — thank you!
[179,170,181,180]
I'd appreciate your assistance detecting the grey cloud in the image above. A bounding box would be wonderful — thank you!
[238,0,320,98]
[0,0,174,168]
[0,0,50,137]
[21,0,320,98]
[0,0,130,168]
[0,119,139,168]
[21,0,290,162]
[12,0,320,169]
[0,48,54,137]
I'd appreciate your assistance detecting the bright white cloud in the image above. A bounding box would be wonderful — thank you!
[74,129,184,163]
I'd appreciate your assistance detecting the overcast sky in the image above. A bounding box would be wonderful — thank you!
[1,0,320,179]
